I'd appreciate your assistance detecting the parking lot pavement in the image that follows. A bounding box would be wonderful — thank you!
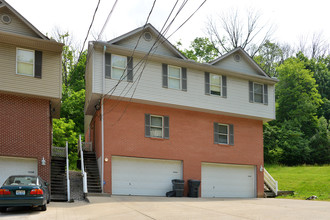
[1,196,330,220]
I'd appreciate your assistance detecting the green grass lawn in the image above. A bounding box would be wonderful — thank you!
[265,165,330,201]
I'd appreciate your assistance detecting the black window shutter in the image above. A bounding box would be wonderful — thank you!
[205,72,210,95]
[229,124,234,145]
[162,64,168,88]
[214,122,219,144]
[34,51,42,78]
[164,116,169,139]
[127,56,133,82]
[249,81,254,102]
[145,114,151,137]
[222,75,227,98]
[181,67,187,91]
[263,84,268,105]
[105,53,111,78]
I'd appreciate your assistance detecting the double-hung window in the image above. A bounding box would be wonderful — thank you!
[16,48,42,78]
[249,81,268,105]
[210,73,222,96]
[145,114,169,139]
[205,72,227,97]
[105,53,133,82]
[168,66,181,90]
[162,64,187,91]
[214,122,234,145]
[111,54,127,80]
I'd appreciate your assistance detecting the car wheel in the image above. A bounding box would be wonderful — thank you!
[40,204,47,211]
[0,207,7,212]
[47,198,50,204]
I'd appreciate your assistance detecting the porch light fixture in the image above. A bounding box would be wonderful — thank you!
[41,157,46,166]
[260,165,263,172]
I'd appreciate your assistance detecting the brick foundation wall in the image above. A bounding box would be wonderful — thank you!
[0,93,51,183]
[90,99,265,197]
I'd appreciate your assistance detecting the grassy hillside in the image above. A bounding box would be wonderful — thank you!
[265,165,330,201]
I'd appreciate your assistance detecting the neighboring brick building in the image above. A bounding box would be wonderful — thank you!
[85,24,277,197]
[0,0,63,184]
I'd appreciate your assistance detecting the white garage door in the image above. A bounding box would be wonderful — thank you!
[202,163,256,198]
[0,157,38,185]
[112,156,182,196]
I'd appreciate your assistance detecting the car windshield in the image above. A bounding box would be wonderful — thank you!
[3,176,39,186]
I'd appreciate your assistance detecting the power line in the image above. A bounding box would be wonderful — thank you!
[100,0,208,123]
[97,0,119,41]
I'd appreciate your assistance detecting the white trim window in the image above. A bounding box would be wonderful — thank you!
[210,73,222,96]
[253,83,264,103]
[16,48,34,76]
[150,115,163,138]
[168,65,181,90]
[214,122,234,145]
[145,114,169,139]
[216,123,229,144]
[249,81,268,105]
[111,54,127,80]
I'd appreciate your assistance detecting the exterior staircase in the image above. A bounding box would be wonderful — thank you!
[83,151,102,193]
[51,156,67,201]
[264,168,278,198]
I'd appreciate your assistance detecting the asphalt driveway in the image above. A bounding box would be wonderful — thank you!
[0,196,329,220]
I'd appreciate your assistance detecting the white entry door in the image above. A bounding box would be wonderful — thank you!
[112,156,182,196]
[0,156,38,185]
[201,163,256,198]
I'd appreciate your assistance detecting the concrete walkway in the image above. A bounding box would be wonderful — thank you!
[1,196,329,219]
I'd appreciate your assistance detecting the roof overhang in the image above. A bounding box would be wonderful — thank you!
[0,31,63,52]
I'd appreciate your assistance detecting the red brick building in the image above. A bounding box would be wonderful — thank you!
[0,0,62,184]
[85,24,277,197]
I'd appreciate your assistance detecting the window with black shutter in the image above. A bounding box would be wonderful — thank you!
[145,114,169,139]
[214,122,234,145]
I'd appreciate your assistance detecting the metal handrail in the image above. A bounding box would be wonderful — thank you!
[264,168,278,196]
[78,135,88,193]
[66,141,70,202]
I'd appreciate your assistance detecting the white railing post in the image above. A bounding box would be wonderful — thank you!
[264,168,278,196]
[79,134,88,193]
[66,141,70,202]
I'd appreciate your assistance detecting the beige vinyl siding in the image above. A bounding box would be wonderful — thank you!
[213,53,263,77]
[0,42,61,99]
[116,32,178,58]
[0,7,40,38]
[93,49,103,94]
[97,55,275,121]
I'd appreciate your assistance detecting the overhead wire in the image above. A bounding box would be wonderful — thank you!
[98,0,208,125]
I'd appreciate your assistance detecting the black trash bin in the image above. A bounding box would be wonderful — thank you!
[172,179,184,197]
[188,179,200,198]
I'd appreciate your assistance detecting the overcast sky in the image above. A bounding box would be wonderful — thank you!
[6,0,330,50]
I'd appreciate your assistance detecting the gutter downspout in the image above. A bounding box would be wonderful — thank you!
[101,45,106,193]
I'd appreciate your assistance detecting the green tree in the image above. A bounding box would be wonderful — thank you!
[309,117,330,164]
[276,57,323,138]
[52,118,79,169]
[61,89,85,134]
[177,37,220,63]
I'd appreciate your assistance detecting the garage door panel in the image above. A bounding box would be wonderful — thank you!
[112,156,182,196]
[202,163,256,198]
[0,157,38,185]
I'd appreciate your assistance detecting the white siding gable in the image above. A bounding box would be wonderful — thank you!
[113,32,180,58]
[212,52,264,77]
[0,7,40,38]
